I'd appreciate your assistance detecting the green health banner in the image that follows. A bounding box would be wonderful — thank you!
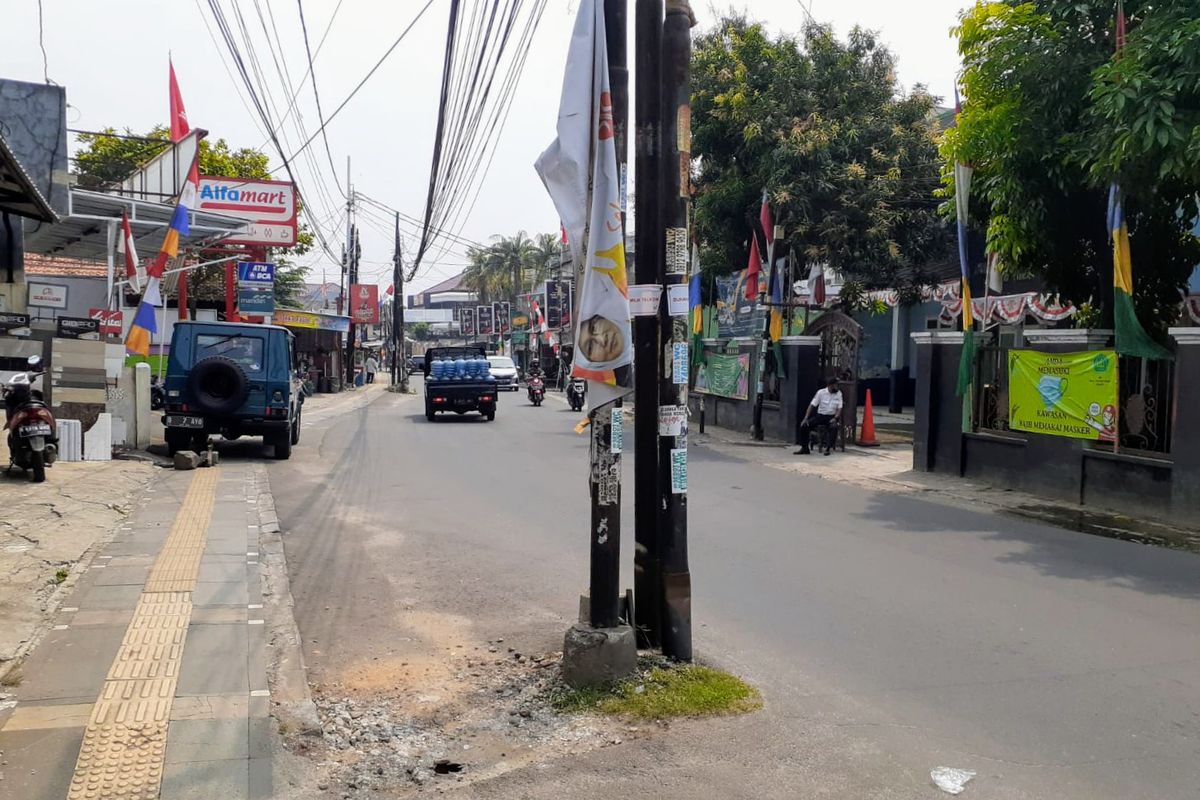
[694,352,750,400]
[1008,349,1118,442]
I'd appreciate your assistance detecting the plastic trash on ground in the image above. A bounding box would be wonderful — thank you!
[931,767,976,795]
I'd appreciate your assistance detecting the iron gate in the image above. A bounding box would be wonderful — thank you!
[806,311,863,444]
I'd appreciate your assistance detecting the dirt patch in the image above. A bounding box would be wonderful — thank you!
[0,457,156,675]
[288,644,628,797]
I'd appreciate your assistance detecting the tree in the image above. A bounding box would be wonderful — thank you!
[73,127,313,307]
[463,231,558,303]
[691,15,951,296]
[946,0,1200,332]
[411,321,432,341]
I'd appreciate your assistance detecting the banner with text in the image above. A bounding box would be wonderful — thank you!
[694,352,750,400]
[1008,349,1118,441]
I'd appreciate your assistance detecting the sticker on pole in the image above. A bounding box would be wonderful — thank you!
[672,342,689,384]
[628,285,662,317]
[667,284,689,317]
[658,404,687,436]
[670,448,687,493]
[665,228,688,275]
[610,407,623,454]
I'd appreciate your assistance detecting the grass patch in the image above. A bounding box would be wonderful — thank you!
[553,663,761,720]
[54,568,69,585]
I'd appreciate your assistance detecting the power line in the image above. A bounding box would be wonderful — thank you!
[272,0,437,171]
[296,0,345,197]
[36,0,51,83]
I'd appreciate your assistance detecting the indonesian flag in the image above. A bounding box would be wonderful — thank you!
[169,60,190,142]
[560,223,568,245]
[118,211,142,292]
[386,284,395,296]
[744,235,762,300]
[759,189,774,249]
[808,262,826,306]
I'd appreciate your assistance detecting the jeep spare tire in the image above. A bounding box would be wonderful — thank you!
[189,356,249,416]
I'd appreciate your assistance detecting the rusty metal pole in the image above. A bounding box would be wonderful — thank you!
[658,0,693,661]
[632,0,663,649]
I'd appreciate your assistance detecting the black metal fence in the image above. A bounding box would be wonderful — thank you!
[1117,354,1174,455]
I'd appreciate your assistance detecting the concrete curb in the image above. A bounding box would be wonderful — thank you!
[252,464,322,737]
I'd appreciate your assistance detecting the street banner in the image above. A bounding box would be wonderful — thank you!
[478,305,495,336]
[1008,349,1118,441]
[495,301,512,335]
[716,271,763,339]
[461,306,476,337]
[694,352,750,400]
[535,0,632,404]
[349,284,380,325]
[273,309,350,333]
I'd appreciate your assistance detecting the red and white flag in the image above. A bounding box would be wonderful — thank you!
[808,262,826,306]
[118,211,142,292]
[759,189,774,249]
[169,60,190,142]
[744,235,762,300]
[385,284,395,296]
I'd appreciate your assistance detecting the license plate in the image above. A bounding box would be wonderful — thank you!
[165,415,205,429]
[454,398,473,406]
[19,423,51,436]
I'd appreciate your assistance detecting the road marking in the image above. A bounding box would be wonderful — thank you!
[65,468,218,800]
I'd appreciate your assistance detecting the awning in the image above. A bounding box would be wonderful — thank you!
[21,188,250,260]
[0,131,56,222]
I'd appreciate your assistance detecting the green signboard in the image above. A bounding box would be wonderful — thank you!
[695,352,750,400]
[1008,349,1118,441]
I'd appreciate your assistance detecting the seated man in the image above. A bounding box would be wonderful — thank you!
[795,377,843,456]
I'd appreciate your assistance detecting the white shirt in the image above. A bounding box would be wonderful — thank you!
[365,357,379,372]
[810,387,843,416]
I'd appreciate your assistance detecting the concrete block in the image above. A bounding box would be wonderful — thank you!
[199,449,220,467]
[174,450,201,470]
[83,412,112,461]
[57,418,83,461]
[133,362,152,450]
[561,623,637,689]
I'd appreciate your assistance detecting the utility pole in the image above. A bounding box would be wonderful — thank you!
[633,0,663,649]
[658,0,693,661]
[587,0,628,631]
[344,157,357,387]
[393,212,407,391]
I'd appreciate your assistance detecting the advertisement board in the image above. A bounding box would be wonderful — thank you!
[198,176,297,246]
[348,284,380,325]
[88,309,123,336]
[495,301,512,335]
[477,305,495,336]
[460,306,476,337]
[27,281,68,309]
[238,287,275,314]
[272,309,350,333]
[694,352,750,400]
[1008,349,1119,441]
[236,261,275,285]
[715,271,763,339]
[56,316,100,339]
[0,312,31,333]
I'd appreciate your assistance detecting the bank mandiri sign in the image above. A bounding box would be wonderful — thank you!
[198,176,297,246]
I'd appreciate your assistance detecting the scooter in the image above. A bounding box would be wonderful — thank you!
[567,377,586,412]
[527,375,545,407]
[3,355,58,483]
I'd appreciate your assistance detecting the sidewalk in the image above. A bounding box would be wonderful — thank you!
[0,462,278,800]
[693,421,1200,551]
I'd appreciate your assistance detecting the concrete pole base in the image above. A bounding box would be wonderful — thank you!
[560,623,637,689]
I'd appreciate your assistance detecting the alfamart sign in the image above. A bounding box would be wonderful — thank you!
[198,176,297,246]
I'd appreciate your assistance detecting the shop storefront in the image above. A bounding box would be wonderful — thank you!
[273,309,350,392]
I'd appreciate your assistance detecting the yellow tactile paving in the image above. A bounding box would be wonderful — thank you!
[65,467,222,800]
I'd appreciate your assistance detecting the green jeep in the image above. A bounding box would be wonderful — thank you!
[162,321,303,459]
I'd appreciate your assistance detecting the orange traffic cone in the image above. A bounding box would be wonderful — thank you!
[859,389,880,447]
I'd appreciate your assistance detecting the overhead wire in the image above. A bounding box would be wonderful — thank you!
[295,0,346,197]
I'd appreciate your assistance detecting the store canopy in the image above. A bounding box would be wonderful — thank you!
[0,131,56,222]
[21,188,249,261]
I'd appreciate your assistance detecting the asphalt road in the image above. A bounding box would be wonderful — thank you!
[268,383,1200,799]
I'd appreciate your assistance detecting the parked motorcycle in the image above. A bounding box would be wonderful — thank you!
[567,377,586,412]
[150,376,166,410]
[3,356,58,483]
[527,375,545,407]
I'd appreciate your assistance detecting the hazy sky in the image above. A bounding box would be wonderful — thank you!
[2,0,969,295]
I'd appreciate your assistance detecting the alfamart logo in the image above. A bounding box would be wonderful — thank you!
[199,184,289,210]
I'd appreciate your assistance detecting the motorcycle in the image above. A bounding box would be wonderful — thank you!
[567,377,586,412]
[527,375,545,407]
[150,376,166,410]
[4,355,58,483]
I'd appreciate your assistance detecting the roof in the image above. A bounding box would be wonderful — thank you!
[0,131,56,222]
[21,188,250,261]
[423,271,465,295]
[23,254,107,278]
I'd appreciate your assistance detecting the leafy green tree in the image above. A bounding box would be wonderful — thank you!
[463,231,558,304]
[73,127,312,307]
[691,15,950,294]
[946,0,1200,332]
[411,321,432,341]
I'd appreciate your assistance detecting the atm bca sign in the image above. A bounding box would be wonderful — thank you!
[198,176,298,247]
